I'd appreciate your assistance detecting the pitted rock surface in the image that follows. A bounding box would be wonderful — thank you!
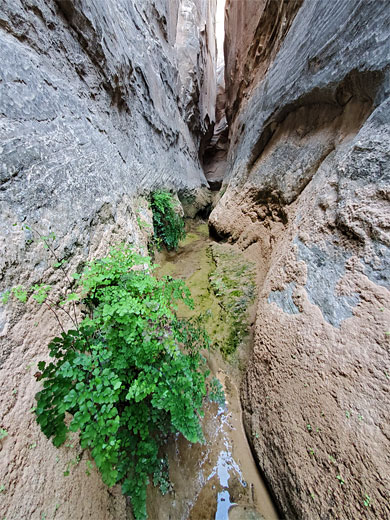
[210,1,390,518]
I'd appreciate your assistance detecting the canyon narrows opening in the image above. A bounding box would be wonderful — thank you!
[203,0,229,191]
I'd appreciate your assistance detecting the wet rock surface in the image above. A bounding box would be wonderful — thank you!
[211,1,390,519]
[154,222,277,520]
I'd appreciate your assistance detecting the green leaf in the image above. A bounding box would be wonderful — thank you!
[12,286,28,303]
[66,293,79,302]
[32,243,210,519]
[1,290,11,305]
[32,284,51,304]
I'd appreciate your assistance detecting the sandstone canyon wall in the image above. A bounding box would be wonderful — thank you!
[2,0,390,519]
[0,1,216,518]
[210,0,390,518]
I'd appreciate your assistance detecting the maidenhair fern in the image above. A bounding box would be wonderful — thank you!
[3,224,223,520]
[5,226,225,520]
[32,245,215,519]
[150,191,185,251]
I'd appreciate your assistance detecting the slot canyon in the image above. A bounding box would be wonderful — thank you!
[0,1,389,519]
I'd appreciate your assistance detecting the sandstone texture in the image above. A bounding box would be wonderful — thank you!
[0,1,216,518]
[210,1,390,518]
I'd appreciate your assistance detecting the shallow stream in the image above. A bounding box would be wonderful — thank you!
[146,222,278,520]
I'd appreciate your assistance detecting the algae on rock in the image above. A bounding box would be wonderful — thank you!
[156,223,257,361]
[209,243,256,357]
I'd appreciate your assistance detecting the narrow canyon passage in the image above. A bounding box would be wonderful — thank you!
[203,0,229,191]
[151,221,278,519]
[1,1,390,519]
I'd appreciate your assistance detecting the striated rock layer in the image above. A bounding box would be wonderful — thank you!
[0,1,216,518]
[210,0,390,518]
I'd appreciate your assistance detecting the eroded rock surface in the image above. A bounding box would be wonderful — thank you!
[211,1,390,518]
[0,1,217,518]
[203,64,229,190]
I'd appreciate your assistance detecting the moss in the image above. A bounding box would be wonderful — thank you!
[195,223,209,237]
[179,232,200,247]
[209,243,256,358]
[155,223,256,360]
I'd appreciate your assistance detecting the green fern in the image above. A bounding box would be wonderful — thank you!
[34,245,214,519]
[150,191,185,251]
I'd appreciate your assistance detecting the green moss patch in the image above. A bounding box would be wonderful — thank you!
[209,244,256,357]
[156,223,257,360]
